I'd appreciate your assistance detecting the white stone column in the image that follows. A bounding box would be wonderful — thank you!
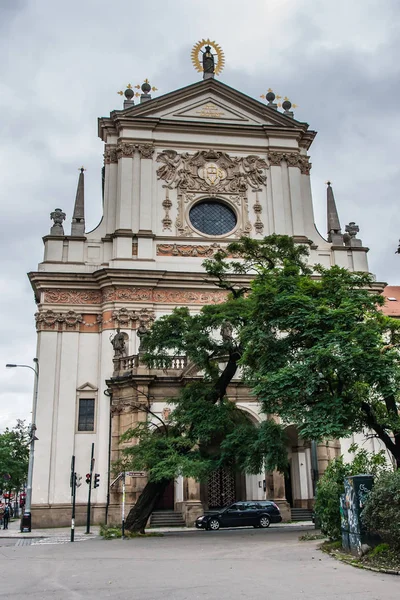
[300,173,317,240]
[288,167,305,236]
[32,331,59,505]
[296,449,309,506]
[270,165,286,233]
[50,331,80,505]
[116,157,133,231]
[137,147,154,260]
[281,161,294,236]
[132,151,140,234]
[105,162,118,235]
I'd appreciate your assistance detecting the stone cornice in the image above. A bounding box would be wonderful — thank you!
[100,117,315,150]
[98,80,316,149]
[331,245,370,252]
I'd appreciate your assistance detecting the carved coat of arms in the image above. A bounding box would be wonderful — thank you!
[198,162,227,186]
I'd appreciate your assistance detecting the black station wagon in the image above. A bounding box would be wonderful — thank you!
[195,501,282,531]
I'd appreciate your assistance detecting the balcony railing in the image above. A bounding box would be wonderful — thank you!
[113,354,187,375]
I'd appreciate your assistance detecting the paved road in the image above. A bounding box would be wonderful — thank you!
[0,526,398,599]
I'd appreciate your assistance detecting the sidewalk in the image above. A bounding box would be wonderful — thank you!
[0,518,100,539]
[0,518,314,539]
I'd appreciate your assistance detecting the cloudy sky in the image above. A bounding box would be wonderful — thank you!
[0,0,399,431]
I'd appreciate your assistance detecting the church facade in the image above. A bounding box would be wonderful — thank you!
[29,62,383,527]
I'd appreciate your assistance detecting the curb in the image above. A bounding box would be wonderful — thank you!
[321,546,400,576]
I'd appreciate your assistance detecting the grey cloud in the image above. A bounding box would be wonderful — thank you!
[1,0,399,430]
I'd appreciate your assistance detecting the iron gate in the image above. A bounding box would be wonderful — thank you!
[208,468,236,508]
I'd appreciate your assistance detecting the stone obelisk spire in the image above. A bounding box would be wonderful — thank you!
[71,168,85,236]
[326,181,343,245]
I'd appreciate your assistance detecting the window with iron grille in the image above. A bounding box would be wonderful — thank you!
[189,200,237,235]
[78,398,95,431]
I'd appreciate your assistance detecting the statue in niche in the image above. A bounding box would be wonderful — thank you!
[111,328,127,357]
[137,322,149,353]
[221,321,233,343]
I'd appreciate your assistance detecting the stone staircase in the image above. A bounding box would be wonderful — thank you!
[149,510,186,528]
[290,508,313,522]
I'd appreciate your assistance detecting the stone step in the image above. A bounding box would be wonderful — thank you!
[290,508,313,521]
[150,511,186,527]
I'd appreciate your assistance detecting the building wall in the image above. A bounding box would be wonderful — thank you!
[30,80,376,526]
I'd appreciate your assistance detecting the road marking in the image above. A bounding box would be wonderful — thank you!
[30,535,94,546]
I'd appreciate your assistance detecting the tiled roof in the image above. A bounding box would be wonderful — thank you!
[381,286,400,317]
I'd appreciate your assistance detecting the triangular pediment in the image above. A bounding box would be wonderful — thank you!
[77,382,98,392]
[151,94,269,125]
[117,79,308,130]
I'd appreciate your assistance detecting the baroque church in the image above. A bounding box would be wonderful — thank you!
[29,41,386,527]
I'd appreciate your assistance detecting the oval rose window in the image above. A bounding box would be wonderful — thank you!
[189,200,237,236]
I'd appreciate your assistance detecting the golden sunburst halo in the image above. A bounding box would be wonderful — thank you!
[191,39,225,76]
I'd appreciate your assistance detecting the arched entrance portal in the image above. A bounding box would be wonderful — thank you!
[205,407,265,508]
[285,425,314,508]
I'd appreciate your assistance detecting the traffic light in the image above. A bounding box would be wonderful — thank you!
[85,473,91,485]
[75,474,82,488]
[94,473,100,488]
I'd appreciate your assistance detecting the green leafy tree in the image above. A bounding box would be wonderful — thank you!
[0,420,29,495]
[115,238,302,532]
[117,235,400,531]
[362,469,400,549]
[315,446,389,540]
[213,237,400,467]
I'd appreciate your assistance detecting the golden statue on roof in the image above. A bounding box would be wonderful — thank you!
[191,39,225,77]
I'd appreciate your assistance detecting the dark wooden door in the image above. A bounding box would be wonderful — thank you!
[155,479,174,510]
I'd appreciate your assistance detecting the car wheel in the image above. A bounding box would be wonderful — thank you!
[208,518,220,531]
[259,515,271,528]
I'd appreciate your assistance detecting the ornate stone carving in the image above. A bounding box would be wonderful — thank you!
[43,289,102,305]
[152,289,227,305]
[298,156,311,175]
[112,307,155,326]
[156,149,268,192]
[162,189,173,231]
[157,242,225,257]
[253,193,264,235]
[267,151,311,174]
[138,144,155,159]
[42,287,228,308]
[50,208,66,236]
[104,146,118,164]
[116,142,136,158]
[113,142,155,160]
[267,151,285,166]
[345,222,359,238]
[103,287,153,302]
[35,309,83,331]
[63,310,84,327]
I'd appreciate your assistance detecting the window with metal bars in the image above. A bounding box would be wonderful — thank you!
[189,200,237,235]
[78,398,95,431]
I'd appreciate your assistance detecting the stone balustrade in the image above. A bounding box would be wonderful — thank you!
[113,354,187,375]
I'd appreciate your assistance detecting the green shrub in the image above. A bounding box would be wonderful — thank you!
[362,470,400,550]
[368,543,390,557]
[99,523,163,540]
[314,446,388,541]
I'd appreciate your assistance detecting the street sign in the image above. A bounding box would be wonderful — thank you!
[125,471,146,477]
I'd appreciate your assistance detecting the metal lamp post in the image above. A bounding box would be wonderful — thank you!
[6,358,39,532]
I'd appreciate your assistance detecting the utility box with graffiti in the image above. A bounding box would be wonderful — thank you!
[341,475,378,556]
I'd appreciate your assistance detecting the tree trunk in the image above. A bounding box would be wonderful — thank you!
[125,479,170,533]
